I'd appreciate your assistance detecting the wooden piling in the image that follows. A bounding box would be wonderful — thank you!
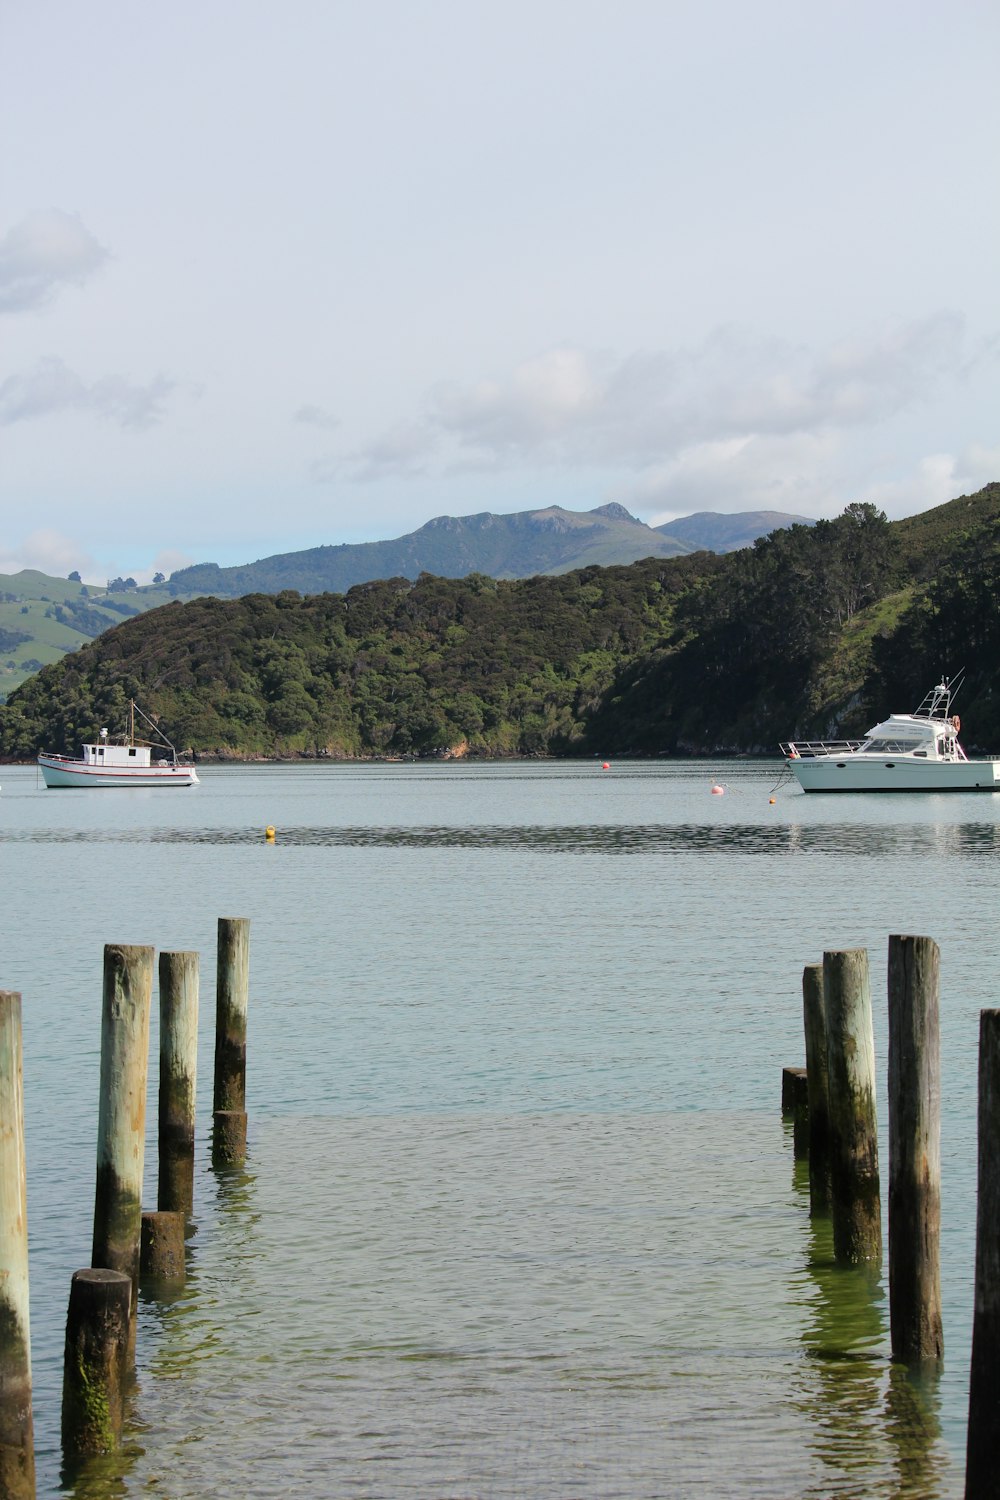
[213,918,249,1115]
[824,948,881,1265]
[966,1009,1000,1494]
[212,1109,248,1167]
[781,1066,809,1157]
[802,962,832,1213]
[61,1268,131,1457]
[158,951,199,1216]
[0,993,35,1500]
[140,1211,186,1285]
[91,944,154,1358]
[887,934,943,1366]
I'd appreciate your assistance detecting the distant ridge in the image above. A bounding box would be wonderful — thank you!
[653,510,813,553]
[165,503,809,599]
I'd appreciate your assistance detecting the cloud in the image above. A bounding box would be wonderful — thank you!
[863,446,1000,518]
[0,528,98,581]
[140,549,195,585]
[0,208,109,314]
[0,534,196,587]
[0,356,175,430]
[638,431,842,522]
[337,421,440,483]
[442,315,971,461]
[293,403,339,431]
[640,440,1000,527]
[347,313,981,482]
[433,348,602,454]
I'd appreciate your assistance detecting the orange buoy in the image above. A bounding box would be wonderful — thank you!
[602,761,610,770]
[710,783,725,795]
[769,797,776,804]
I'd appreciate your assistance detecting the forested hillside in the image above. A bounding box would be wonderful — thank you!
[3,486,998,760]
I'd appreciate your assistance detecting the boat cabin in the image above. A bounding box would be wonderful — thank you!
[859,714,963,761]
[82,740,153,768]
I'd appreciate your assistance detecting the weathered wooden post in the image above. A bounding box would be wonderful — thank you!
[781,1066,809,1157]
[140,1211,186,1285]
[158,950,199,1216]
[92,944,154,1359]
[0,993,35,1499]
[888,934,943,1365]
[802,962,831,1213]
[824,948,881,1265]
[966,1009,1000,1495]
[61,1268,131,1456]
[213,917,249,1166]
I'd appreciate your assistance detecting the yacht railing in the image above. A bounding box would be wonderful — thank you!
[780,740,864,759]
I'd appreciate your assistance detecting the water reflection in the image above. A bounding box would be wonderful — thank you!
[885,1363,948,1500]
[59,1449,136,1499]
[7,821,1000,856]
[789,1200,954,1499]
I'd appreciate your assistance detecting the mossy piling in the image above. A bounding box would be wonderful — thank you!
[140,1211,186,1286]
[61,1268,131,1457]
[213,918,249,1166]
[158,950,199,1216]
[887,934,942,1366]
[91,944,154,1360]
[823,948,881,1265]
[801,962,831,1213]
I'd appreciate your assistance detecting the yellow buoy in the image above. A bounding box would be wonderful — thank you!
[265,826,276,842]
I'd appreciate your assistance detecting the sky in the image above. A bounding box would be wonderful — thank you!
[1,1,998,585]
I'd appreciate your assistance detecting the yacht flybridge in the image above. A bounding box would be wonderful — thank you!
[780,680,1000,792]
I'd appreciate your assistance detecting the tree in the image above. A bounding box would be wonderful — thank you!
[153,572,165,584]
[821,502,896,626]
[68,570,81,582]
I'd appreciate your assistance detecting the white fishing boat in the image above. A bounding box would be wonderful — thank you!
[780,679,1000,792]
[38,700,199,788]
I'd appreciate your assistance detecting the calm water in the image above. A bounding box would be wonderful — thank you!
[2,757,996,1497]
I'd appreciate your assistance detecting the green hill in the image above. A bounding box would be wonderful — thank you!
[0,556,714,760]
[0,571,179,701]
[1,504,809,700]
[4,484,998,761]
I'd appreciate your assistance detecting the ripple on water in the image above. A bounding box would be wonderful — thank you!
[104,1112,961,1500]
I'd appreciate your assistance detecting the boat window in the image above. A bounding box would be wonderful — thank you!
[98,747,104,757]
[864,738,919,754]
[129,747,137,757]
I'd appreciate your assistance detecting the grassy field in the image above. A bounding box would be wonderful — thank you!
[0,571,178,700]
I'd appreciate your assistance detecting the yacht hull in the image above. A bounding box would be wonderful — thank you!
[789,756,1000,792]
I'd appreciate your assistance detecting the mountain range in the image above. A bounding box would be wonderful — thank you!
[164,504,811,598]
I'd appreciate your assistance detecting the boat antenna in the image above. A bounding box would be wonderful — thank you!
[946,668,966,703]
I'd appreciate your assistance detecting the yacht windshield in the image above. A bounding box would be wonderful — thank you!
[863,738,920,753]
